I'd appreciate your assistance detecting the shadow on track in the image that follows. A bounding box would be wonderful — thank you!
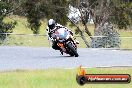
[35,55,75,60]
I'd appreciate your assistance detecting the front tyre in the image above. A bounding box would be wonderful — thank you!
[67,43,79,57]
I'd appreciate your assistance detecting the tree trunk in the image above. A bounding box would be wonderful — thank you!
[78,28,90,48]
[84,24,93,40]
[67,17,90,48]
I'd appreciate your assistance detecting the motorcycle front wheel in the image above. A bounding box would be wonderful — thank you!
[67,42,79,57]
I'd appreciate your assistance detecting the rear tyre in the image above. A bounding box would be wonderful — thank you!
[67,43,79,57]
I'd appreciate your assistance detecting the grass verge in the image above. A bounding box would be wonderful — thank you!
[0,67,132,88]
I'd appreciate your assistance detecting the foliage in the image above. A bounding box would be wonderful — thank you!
[22,0,69,34]
[22,0,41,34]
[0,0,16,42]
[69,0,132,30]
[91,23,121,48]
[110,1,132,29]
[69,0,132,48]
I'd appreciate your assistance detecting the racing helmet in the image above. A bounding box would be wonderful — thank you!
[48,19,56,29]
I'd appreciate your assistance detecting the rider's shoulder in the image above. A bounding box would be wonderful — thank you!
[56,23,63,27]
[56,23,68,29]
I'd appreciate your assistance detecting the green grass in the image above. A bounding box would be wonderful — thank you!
[2,15,132,48]
[0,67,131,88]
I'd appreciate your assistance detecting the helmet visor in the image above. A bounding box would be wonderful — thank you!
[48,24,55,29]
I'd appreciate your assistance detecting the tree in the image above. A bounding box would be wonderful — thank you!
[0,0,16,43]
[69,0,132,48]
[22,0,69,34]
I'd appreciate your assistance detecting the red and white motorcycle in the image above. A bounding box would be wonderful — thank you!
[51,28,79,57]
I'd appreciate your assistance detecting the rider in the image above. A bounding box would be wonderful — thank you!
[46,19,75,52]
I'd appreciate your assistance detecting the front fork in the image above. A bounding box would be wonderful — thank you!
[68,38,77,49]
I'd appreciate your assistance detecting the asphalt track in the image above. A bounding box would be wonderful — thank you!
[0,46,132,71]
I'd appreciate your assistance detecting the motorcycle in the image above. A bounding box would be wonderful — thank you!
[51,28,79,57]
